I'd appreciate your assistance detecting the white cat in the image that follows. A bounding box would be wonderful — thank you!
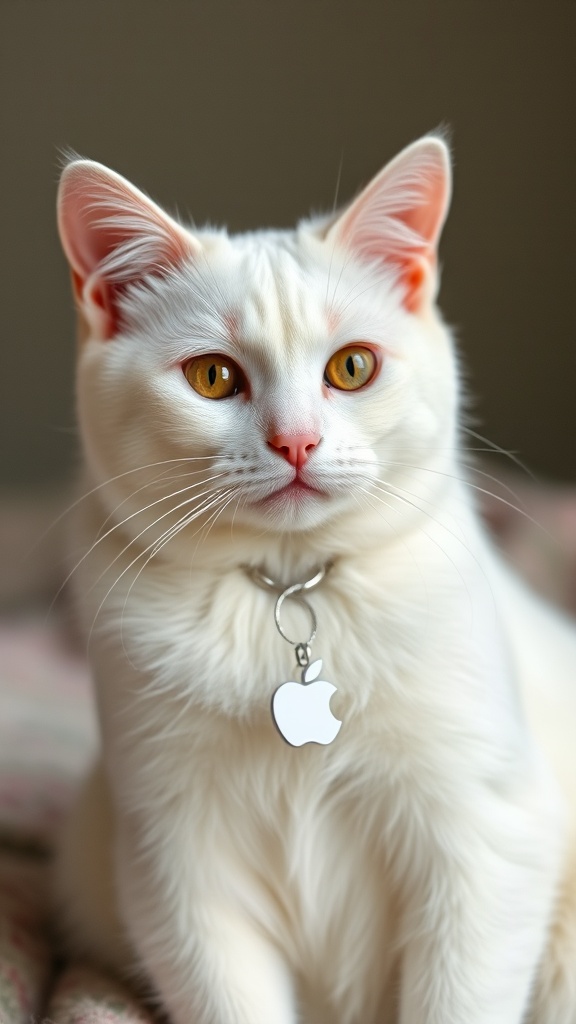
[55,135,576,1024]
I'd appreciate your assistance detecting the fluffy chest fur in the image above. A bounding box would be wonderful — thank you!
[75,506,545,1024]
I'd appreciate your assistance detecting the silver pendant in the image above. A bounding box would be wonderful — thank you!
[243,562,342,747]
[271,574,342,747]
[272,656,342,747]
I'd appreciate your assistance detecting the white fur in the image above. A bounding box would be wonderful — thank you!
[55,137,576,1024]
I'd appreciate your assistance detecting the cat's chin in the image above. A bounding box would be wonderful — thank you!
[246,480,338,533]
[262,480,323,503]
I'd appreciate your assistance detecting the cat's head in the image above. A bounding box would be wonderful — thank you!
[57,136,455,554]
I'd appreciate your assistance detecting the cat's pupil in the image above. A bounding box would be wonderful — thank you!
[346,355,356,377]
[208,364,217,387]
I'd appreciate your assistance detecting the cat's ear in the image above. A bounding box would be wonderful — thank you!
[324,136,451,312]
[57,160,197,339]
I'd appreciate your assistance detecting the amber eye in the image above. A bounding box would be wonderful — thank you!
[183,354,243,400]
[324,346,377,391]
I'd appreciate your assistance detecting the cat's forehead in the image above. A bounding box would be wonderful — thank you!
[214,235,327,351]
[190,230,396,359]
[135,229,400,366]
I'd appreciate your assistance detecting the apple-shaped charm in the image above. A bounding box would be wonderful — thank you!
[272,658,342,747]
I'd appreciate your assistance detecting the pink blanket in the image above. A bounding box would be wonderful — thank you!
[0,474,574,1022]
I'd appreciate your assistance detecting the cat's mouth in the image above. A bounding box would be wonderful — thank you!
[257,478,327,506]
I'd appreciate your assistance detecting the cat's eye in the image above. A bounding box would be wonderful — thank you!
[183,354,244,400]
[324,346,377,391]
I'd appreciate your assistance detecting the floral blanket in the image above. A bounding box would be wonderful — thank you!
[0,473,575,1023]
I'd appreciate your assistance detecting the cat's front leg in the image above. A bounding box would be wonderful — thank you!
[397,785,564,1024]
[115,813,296,1024]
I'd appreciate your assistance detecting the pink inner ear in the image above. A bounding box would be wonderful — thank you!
[58,161,195,338]
[329,137,451,310]
[393,171,449,253]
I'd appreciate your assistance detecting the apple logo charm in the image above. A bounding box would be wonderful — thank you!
[272,659,342,747]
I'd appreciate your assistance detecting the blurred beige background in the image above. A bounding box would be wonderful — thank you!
[1,0,575,491]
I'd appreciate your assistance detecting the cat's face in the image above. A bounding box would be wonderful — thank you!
[59,137,456,549]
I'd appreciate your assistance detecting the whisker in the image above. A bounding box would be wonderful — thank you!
[326,226,384,319]
[362,458,550,540]
[47,473,228,620]
[85,479,230,601]
[464,481,553,540]
[359,483,478,627]
[96,464,216,540]
[187,489,240,565]
[132,491,242,694]
[331,151,344,215]
[326,236,353,313]
[151,489,235,562]
[351,487,433,629]
[29,455,225,556]
[229,491,246,538]
[458,463,529,507]
[88,487,235,654]
[347,443,518,456]
[461,427,535,480]
[371,457,525,509]
[118,488,236,665]
[324,151,345,309]
[330,266,384,320]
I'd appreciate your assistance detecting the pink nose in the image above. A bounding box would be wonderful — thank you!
[268,433,320,470]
